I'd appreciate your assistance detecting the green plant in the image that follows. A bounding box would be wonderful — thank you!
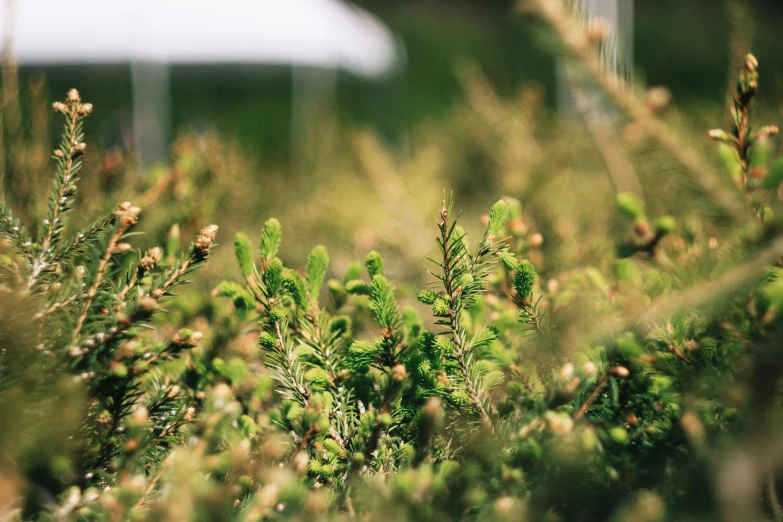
[0,90,217,516]
[5,6,783,522]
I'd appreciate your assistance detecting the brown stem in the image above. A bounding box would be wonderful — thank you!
[72,225,126,339]
[574,371,610,419]
[33,294,77,320]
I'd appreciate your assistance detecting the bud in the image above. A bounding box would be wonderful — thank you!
[195,225,219,254]
[680,410,705,442]
[139,296,158,312]
[560,362,574,381]
[392,364,407,382]
[544,411,573,434]
[78,103,93,115]
[293,452,309,474]
[654,216,677,236]
[139,255,156,271]
[616,192,645,222]
[130,406,149,426]
[113,243,133,254]
[120,206,141,227]
[585,17,609,44]
[745,53,758,72]
[708,129,730,142]
[74,142,87,153]
[528,232,544,249]
[52,101,68,113]
[645,86,672,113]
[67,88,81,102]
[633,221,650,238]
[609,365,630,378]
[53,149,64,158]
[422,396,443,420]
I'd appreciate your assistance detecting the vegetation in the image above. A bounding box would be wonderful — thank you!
[3,1,783,521]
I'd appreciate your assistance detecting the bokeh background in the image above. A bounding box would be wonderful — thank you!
[3,0,783,291]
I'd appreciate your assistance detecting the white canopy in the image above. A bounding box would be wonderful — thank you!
[0,0,401,78]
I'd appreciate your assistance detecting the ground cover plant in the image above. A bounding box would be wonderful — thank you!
[3,1,783,521]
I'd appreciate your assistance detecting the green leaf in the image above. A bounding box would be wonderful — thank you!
[282,270,307,308]
[344,261,363,283]
[762,157,783,189]
[259,218,282,260]
[470,327,498,349]
[487,200,510,236]
[366,250,384,278]
[304,368,332,388]
[234,232,255,277]
[480,369,505,392]
[654,216,677,236]
[369,275,398,328]
[305,245,330,297]
[616,192,645,222]
[417,289,438,304]
[504,197,523,220]
[264,258,284,295]
[345,280,371,295]
[498,250,519,271]
[513,260,537,298]
[346,340,379,373]
[719,142,742,185]
[213,281,254,311]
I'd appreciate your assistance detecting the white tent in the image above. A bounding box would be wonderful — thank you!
[0,0,404,166]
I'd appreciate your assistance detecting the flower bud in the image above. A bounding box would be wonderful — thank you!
[745,53,758,72]
[529,232,544,249]
[609,365,630,378]
[392,363,407,382]
[645,86,672,113]
[708,129,730,142]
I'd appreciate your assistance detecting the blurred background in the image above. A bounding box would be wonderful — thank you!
[2,0,783,290]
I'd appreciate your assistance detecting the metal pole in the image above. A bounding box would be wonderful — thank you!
[131,61,171,173]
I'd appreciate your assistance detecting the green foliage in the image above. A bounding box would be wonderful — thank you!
[259,217,282,260]
[0,90,216,517]
[305,245,330,297]
[5,30,783,522]
[233,232,255,278]
[616,192,645,222]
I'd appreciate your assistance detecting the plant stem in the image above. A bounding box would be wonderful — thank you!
[574,370,609,419]
[72,225,125,339]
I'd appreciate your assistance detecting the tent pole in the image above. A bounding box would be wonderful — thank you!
[131,61,171,174]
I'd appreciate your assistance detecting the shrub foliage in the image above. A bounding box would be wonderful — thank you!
[2,10,783,522]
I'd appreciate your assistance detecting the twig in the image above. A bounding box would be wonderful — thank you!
[574,370,609,419]
[438,203,495,433]
[523,0,753,224]
[566,234,783,348]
